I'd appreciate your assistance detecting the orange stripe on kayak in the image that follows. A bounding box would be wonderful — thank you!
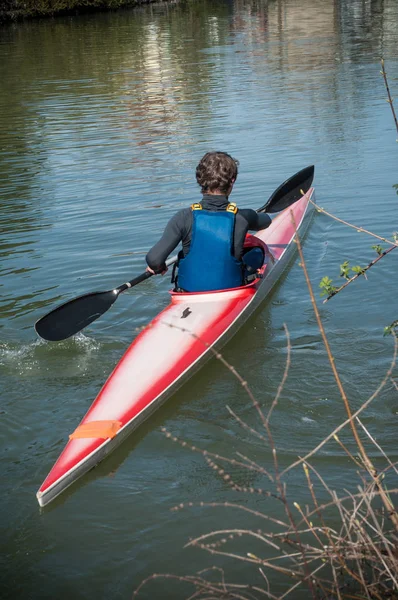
[69,420,122,440]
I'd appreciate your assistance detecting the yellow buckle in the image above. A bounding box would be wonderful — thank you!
[226,202,238,214]
[191,203,203,211]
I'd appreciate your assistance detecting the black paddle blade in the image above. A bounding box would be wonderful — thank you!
[258,165,314,214]
[35,289,119,342]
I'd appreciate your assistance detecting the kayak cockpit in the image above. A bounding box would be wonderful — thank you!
[170,234,274,298]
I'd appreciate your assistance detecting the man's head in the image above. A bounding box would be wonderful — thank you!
[196,152,239,195]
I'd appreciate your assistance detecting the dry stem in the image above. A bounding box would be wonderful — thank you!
[381,58,398,134]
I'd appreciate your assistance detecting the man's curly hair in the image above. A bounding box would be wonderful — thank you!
[196,152,239,194]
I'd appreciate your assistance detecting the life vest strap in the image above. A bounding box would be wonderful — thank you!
[191,202,238,213]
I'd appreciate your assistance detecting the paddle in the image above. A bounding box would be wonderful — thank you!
[35,254,178,342]
[35,165,314,342]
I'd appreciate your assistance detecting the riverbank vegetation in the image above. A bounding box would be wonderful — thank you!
[134,61,398,599]
[0,0,168,23]
[134,219,398,598]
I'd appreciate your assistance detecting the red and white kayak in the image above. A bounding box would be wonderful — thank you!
[37,188,315,507]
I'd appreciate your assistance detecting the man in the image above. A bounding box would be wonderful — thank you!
[146,151,271,292]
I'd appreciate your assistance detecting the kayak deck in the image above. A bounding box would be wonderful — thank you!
[37,188,314,507]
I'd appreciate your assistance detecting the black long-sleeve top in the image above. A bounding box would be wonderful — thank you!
[146,194,272,273]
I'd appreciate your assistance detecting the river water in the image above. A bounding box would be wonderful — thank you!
[1,0,397,598]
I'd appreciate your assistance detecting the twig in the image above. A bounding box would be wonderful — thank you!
[226,405,269,445]
[133,572,268,599]
[186,528,282,552]
[235,451,274,483]
[381,58,398,134]
[357,417,398,477]
[203,454,279,499]
[266,323,291,426]
[332,433,364,470]
[170,500,289,528]
[182,541,304,579]
[301,460,372,592]
[331,488,379,600]
[309,199,398,247]
[161,428,269,476]
[279,562,327,599]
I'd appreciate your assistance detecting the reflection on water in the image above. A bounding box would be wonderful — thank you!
[1,0,398,598]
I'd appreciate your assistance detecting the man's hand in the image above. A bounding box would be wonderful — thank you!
[146,266,168,276]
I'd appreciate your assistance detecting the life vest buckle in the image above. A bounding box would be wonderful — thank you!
[191,203,203,211]
[226,202,238,214]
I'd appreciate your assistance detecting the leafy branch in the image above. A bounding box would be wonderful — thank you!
[319,276,337,298]
[320,244,397,303]
[384,320,398,337]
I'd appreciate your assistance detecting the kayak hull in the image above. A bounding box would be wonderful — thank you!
[37,189,315,507]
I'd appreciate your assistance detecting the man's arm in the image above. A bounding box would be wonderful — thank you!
[239,209,272,231]
[146,211,186,273]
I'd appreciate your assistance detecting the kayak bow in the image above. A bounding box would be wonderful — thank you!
[36,188,315,507]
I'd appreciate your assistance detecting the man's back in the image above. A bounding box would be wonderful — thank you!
[146,193,271,273]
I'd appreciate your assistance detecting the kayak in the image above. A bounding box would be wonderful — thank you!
[36,187,315,507]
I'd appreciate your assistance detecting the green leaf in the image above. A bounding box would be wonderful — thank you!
[371,245,383,256]
[339,260,350,279]
[319,276,337,297]
[384,320,398,336]
[351,265,365,275]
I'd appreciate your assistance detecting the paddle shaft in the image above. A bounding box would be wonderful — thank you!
[116,254,179,294]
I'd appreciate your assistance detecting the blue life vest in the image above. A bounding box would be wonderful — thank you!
[177,203,243,292]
